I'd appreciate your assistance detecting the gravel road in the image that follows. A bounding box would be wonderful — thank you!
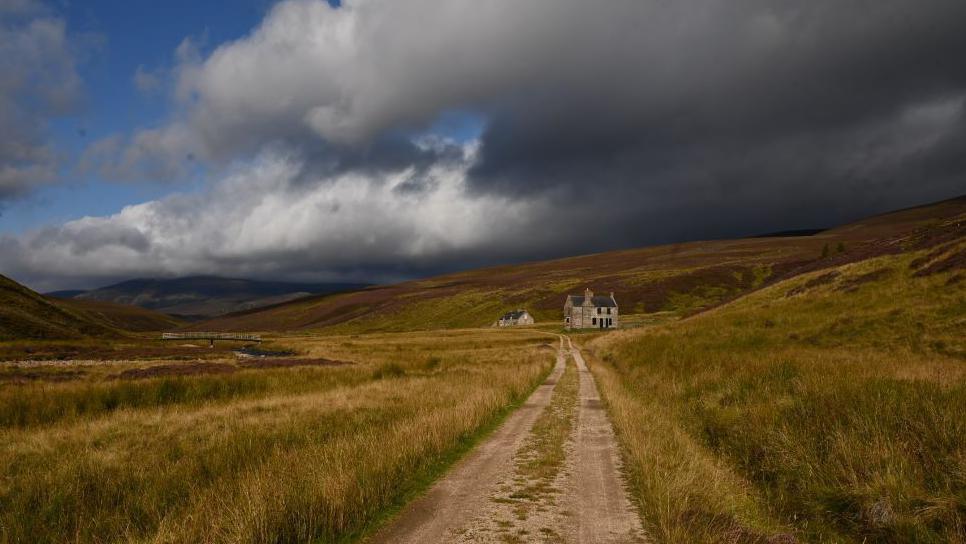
[369,335,646,543]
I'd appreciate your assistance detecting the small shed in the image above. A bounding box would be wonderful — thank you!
[497,309,535,327]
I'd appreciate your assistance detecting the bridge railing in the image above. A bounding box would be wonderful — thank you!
[161,332,262,342]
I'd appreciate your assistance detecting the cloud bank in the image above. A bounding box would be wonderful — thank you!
[3,144,554,291]
[3,0,966,289]
[0,3,81,203]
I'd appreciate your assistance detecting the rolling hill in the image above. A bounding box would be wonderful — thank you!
[0,275,118,341]
[0,274,185,341]
[62,276,370,318]
[53,298,184,332]
[189,195,965,333]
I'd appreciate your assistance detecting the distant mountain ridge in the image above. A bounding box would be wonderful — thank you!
[63,276,370,318]
[753,228,826,238]
[46,290,87,299]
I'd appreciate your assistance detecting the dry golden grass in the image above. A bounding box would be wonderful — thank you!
[588,244,966,543]
[0,328,554,543]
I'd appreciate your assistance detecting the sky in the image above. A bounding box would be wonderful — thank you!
[1,0,964,292]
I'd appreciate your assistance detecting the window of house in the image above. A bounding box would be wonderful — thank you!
[607,307,612,314]
[592,317,597,325]
[597,307,601,314]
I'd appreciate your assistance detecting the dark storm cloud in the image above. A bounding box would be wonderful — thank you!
[103,0,966,209]
[295,133,466,185]
[469,1,966,212]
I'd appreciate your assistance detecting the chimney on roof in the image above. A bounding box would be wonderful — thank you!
[610,291,614,298]
[584,287,593,299]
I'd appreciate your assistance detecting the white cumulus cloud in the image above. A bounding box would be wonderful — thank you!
[3,143,546,290]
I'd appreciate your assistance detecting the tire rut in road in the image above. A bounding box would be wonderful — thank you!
[564,342,647,543]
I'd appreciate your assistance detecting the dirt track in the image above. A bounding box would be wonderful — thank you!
[369,336,645,543]
[566,338,646,543]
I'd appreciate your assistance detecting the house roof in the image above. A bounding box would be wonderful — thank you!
[500,310,529,320]
[566,295,618,308]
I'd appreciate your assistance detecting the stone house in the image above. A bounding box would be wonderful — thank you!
[564,288,618,329]
[497,309,535,327]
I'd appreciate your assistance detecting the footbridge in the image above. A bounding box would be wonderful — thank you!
[161,332,262,347]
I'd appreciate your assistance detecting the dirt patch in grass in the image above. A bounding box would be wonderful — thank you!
[1,343,239,362]
[723,524,799,544]
[234,346,296,357]
[115,362,238,379]
[836,268,891,292]
[911,247,966,277]
[111,346,237,359]
[785,271,840,297]
[237,358,351,369]
[907,214,966,251]
[0,369,86,384]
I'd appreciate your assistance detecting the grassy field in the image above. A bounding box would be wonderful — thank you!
[0,329,555,543]
[587,238,965,543]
